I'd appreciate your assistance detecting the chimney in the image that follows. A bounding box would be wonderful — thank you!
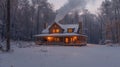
[44,22,48,29]
[79,22,83,34]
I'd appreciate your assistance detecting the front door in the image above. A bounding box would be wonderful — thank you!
[65,38,69,44]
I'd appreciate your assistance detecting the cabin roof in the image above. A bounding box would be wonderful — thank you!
[42,22,79,33]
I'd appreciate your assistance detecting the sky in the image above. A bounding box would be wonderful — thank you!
[48,0,104,14]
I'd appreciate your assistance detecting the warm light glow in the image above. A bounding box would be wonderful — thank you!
[56,29,60,33]
[52,29,60,33]
[47,37,53,42]
[73,36,77,41]
[70,38,73,42]
[68,28,73,33]
[65,38,69,43]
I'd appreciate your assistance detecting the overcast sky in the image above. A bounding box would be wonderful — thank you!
[48,0,104,14]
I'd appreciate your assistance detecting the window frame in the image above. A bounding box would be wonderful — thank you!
[67,28,74,33]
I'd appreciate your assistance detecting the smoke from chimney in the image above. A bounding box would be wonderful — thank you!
[55,0,87,22]
[55,0,103,22]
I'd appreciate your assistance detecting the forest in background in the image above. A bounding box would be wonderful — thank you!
[0,0,120,44]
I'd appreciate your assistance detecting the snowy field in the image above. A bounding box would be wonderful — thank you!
[0,44,120,67]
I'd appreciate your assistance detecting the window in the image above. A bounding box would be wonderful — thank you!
[56,29,60,33]
[68,28,74,33]
[73,36,77,42]
[52,29,60,33]
[47,37,53,42]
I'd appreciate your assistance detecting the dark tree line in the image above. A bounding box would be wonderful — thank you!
[0,0,56,41]
[0,0,120,44]
[98,0,120,44]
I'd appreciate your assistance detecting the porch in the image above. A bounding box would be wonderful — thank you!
[35,34,87,46]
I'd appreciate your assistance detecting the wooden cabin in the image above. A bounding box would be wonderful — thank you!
[34,22,87,46]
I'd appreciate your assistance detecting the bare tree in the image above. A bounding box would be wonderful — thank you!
[6,0,10,51]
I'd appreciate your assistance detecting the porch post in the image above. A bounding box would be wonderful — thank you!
[62,37,65,45]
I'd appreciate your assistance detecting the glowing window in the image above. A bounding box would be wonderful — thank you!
[68,28,73,33]
[47,37,53,42]
[73,36,77,41]
[56,29,60,33]
[52,29,60,33]
[65,38,69,43]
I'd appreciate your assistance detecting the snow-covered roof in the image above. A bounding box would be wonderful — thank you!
[34,33,87,37]
[61,24,79,33]
[42,22,79,33]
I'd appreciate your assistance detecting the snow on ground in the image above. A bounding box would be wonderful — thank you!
[0,44,120,67]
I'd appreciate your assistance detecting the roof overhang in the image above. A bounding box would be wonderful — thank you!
[34,33,87,37]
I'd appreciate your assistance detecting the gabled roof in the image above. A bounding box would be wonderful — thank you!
[42,22,79,33]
